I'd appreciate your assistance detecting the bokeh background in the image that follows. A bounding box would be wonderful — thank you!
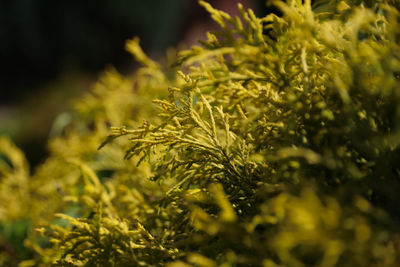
[0,0,272,169]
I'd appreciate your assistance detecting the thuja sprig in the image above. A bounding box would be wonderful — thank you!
[12,1,400,266]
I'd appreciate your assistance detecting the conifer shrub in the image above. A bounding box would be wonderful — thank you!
[1,0,400,266]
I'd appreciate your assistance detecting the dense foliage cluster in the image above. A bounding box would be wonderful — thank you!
[1,0,400,266]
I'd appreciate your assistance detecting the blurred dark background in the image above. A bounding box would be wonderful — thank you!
[0,0,270,169]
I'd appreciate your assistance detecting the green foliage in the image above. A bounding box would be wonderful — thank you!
[1,0,400,266]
